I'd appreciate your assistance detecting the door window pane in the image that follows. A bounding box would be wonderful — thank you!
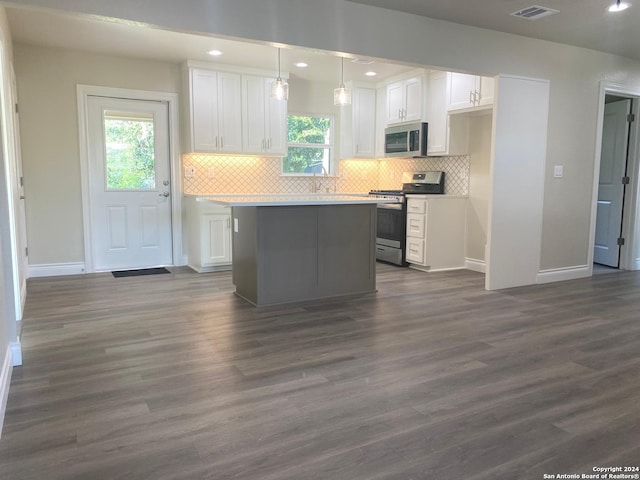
[104,111,156,190]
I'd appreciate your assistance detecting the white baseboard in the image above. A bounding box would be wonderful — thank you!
[0,345,13,438]
[465,258,486,274]
[10,341,22,367]
[29,262,86,278]
[536,265,591,284]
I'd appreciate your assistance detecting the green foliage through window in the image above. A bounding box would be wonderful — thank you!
[283,115,332,174]
[105,115,156,190]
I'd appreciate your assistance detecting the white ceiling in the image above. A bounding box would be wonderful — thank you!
[5,6,419,85]
[346,0,640,61]
[7,0,639,84]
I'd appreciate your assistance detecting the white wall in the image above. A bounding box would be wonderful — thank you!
[14,45,180,265]
[8,0,640,277]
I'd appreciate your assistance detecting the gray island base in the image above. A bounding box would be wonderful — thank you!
[232,203,377,307]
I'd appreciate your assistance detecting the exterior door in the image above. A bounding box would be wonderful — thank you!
[594,99,631,267]
[87,96,172,271]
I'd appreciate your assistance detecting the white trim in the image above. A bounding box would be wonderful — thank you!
[76,85,184,273]
[28,262,86,278]
[536,265,591,284]
[465,258,486,273]
[10,340,21,367]
[0,344,13,438]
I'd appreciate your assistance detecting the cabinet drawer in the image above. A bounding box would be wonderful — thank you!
[405,237,425,265]
[407,199,426,214]
[406,213,425,238]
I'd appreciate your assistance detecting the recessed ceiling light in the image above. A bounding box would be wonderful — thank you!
[608,0,630,11]
[207,50,223,56]
[295,62,308,68]
[365,71,377,77]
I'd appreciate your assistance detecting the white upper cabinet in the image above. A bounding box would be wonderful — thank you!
[189,68,242,153]
[424,71,469,156]
[340,85,376,158]
[447,72,495,112]
[386,76,422,125]
[242,75,287,156]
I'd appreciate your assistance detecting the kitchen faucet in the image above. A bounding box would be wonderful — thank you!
[311,166,329,193]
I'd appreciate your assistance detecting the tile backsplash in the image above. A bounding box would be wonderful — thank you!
[182,154,470,196]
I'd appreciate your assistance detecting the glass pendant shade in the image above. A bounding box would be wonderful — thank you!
[270,48,289,100]
[271,78,289,101]
[333,85,351,105]
[334,57,351,106]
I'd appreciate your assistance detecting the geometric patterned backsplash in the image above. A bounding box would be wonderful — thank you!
[182,153,470,196]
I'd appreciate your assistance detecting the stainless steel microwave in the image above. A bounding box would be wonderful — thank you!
[384,122,428,158]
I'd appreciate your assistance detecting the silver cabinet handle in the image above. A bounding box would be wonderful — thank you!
[215,136,219,148]
[159,192,170,197]
[470,91,473,104]
[220,137,224,148]
[226,217,230,228]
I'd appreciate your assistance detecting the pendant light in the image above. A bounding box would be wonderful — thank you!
[608,0,630,11]
[270,48,289,101]
[334,57,351,106]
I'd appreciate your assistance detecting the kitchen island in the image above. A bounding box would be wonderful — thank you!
[198,195,392,306]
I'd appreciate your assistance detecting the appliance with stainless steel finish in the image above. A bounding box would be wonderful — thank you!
[369,190,407,266]
[369,171,446,266]
[401,171,445,194]
[384,122,428,158]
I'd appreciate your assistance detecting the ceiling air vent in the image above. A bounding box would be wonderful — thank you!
[510,5,559,20]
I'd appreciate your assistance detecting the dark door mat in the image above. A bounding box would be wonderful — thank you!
[112,267,171,278]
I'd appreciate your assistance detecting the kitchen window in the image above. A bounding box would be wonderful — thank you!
[282,114,334,175]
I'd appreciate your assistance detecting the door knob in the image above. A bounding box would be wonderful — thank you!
[159,192,170,197]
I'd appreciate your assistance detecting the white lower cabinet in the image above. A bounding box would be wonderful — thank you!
[186,197,232,272]
[405,196,467,271]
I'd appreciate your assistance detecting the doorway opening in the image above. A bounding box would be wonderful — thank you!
[591,84,640,275]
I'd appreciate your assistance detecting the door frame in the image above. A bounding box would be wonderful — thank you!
[77,85,183,273]
[590,81,640,272]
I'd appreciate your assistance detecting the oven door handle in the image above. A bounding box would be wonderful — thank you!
[377,203,403,210]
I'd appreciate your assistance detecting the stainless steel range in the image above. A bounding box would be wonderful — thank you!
[369,171,445,266]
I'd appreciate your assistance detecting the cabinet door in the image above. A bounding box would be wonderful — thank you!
[265,78,288,155]
[447,72,477,111]
[478,76,495,106]
[407,198,426,214]
[406,213,425,239]
[201,213,232,265]
[404,77,422,122]
[386,81,405,124]
[216,72,242,153]
[191,69,219,151]
[425,71,448,155]
[406,237,426,265]
[242,75,267,154]
[352,87,376,157]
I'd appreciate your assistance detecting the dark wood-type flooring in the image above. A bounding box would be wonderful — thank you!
[1,265,639,479]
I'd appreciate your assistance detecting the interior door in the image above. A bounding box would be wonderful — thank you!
[87,96,172,271]
[594,99,631,267]
[11,65,27,310]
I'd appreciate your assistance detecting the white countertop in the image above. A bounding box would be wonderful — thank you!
[196,194,397,207]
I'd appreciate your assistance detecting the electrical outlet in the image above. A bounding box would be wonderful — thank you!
[553,165,563,178]
[184,166,196,178]
[208,167,215,178]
